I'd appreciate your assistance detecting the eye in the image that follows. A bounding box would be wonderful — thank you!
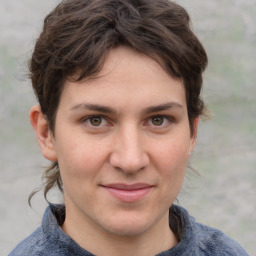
[83,115,109,127]
[145,115,175,129]
[89,116,103,126]
[151,116,165,126]
[150,115,172,126]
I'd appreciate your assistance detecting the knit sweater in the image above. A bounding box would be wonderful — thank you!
[9,204,249,256]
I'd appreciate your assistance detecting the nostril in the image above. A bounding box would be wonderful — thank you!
[109,151,149,174]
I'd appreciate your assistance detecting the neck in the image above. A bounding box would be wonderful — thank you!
[62,207,178,256]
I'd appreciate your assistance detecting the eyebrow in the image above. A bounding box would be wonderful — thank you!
[70,103,117,114]
[69,102,183,115]
[143,102,183,115]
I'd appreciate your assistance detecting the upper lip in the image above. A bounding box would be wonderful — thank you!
[101,183,153,191]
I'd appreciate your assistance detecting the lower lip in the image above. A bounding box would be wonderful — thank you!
[102,187,152,203]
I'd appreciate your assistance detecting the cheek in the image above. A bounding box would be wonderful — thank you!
[153,137,190,172]
[56,140,107,200]
[55,136,108,180]
[152,139,190,200]
[159,143,189,194]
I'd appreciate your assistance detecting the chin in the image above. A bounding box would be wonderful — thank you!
[105,223,149,237]
[101,212,154,237]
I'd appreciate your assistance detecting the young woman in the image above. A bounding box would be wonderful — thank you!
[9,0,248,255]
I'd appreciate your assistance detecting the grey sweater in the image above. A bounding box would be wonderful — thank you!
[9,204,249,256]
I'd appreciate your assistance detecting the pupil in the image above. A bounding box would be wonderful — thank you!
[90,117,102,126]
[152,116,163,126]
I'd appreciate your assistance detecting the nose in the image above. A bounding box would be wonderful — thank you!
[109,125,149,174]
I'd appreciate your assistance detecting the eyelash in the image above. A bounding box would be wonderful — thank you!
[81,115,109,127]
[81,115,175,129]
[146,115,175,128]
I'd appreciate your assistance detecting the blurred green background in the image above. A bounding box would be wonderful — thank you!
[0,0,255,255]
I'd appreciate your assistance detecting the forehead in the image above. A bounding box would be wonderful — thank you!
[60,46,186,111]
[98,47,176,85]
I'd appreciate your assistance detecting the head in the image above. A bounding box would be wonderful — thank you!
[29,0,207,205]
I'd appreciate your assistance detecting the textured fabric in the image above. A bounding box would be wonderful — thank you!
[9,204,249,256]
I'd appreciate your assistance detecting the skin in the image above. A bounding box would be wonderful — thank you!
[30,46,197,256]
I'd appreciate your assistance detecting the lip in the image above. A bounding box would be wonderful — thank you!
[101,183,153,203]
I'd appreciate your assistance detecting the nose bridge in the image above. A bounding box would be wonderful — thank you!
[110,123,149,173]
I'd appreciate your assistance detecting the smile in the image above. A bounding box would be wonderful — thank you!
[100,183,154,203]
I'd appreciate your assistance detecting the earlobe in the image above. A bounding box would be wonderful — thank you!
[29,105,57,162]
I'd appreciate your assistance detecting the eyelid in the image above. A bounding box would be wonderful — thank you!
[79,114,175,130]
[81,115,111,127]
[145,115,175,127]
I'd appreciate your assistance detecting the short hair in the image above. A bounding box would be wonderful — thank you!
[29,0,208,203]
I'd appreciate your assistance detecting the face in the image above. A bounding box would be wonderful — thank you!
[38,47,196,240]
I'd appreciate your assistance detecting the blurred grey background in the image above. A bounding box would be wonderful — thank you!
[0,0,255,255]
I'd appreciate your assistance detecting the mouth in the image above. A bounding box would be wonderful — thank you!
[100,183,154,203]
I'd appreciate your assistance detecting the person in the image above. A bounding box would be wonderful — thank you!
[9,0,249,255]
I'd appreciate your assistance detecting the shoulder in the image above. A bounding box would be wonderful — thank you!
[193,221,249,256]
[8,204,93,256]
[8,205,62,256]
[8,227,49,256]
[170,205,249,256]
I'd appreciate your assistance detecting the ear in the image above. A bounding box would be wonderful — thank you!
[29,105,57,162]
[189,117,199,156]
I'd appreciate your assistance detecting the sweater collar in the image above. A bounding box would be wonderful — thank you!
[42,204,196,256]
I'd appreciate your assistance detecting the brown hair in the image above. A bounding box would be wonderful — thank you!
[29,0,208,208]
